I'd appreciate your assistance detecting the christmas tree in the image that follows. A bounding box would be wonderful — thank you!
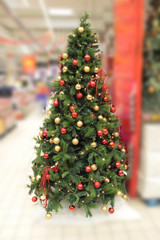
[28,13,128,219]
[143,1,160,113]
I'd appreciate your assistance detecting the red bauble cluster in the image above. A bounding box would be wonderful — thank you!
[51,165,59,172]
[109,207,114,214]
[61,128,67,134]
[72,60,78,66]
[97,130,103,136]
[110,105,116,113]
[118,169,125,176]
[90,80,96,87]
[72,112,78,118]
[94,181,101,188]
[84,54,91,61]
[103,96,108,102]
[115,162,121,168]
[77,92,83,99]
[77,183,84,190]
[103,127,108,135]
[91,113,95,118]
[85,166,92,172]
[69,205,75,211]
[118,144,123,150]
[70,105,75,112]
[101,139,107,145]
[54,99,59,107]
[109,141,115,148]
[60,80,65,86]
[44,153,49,159]
[32,196,38,202]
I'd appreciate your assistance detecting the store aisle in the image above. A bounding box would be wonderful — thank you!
[0,109,160,240]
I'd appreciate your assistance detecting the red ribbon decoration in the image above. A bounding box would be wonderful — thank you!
[39,166,51,191]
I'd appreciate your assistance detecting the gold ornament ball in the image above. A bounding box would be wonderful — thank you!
[78,26,84,33]
[84,66,90,73]
[45,213,52,220]
[55,145,61,152]
[77,120,83,127]
[72,138,79,145]
[39,130,43,136]
[63,66,68,72]
[54,117,61,124]
[116,191,122,197]
[51,131,55,137]
[47,111,51,116]
[114,132,119,137]
[98,115,103,120]
[93,105,99,111]
[86,94,93,100]
[36,175,41,181]
[102,158,105,161]
[95,67,99,73]
[104,177,110,183]
[75,83,81,90]
[80,151,85,155]
[124,164,128,170]
[62,53,68,59]
[91,141,97,148]
[101,205,108,213]
[31,176,35,182]
[82,200,85,203]
[49,138,54,144]
[121,148,126,153]
[53,137,60,145]
[103,117,107,122]
[91,164,97,171]
[122,194,128,200]
[57,76,61,81]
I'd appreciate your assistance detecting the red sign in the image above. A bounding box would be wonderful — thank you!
[22,55,36,73]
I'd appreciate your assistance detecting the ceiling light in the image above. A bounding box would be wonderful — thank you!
[49,8,73,16]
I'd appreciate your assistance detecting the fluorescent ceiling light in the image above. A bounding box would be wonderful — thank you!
[49,8,73,16]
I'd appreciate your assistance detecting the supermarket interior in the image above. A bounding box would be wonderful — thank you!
[0,0,160,240]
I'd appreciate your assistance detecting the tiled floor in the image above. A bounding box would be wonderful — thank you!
[0,109,160,240]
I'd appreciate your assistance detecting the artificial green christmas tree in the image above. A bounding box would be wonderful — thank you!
[28,14,128,219]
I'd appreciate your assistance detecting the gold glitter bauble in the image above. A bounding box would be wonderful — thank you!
[63,66,68,72]
[86,94,93,100]
[101,205,108,213]
[45,213,52,220]
[62,53,68,59]
[114,132,119,137]
[121,148,126,153]
[53,137,60,145]
[124,164,128,170]
[78,26,84,33]
[36,175,41,181]
[91,164,97,171]
[47,111,51,116]
[31,176,35,182]
[57,76,61,81]
[75,83,81,90]
[54,117,61,124]
[116,191,122,197]
[83,66,90,72]
[93,105,99,111]
[91,141,97,148]
[98,115,103,120]
[95,67,99,73]
[103,117,107,122]
[77,120,83,127]
[49,138,54,144]
[39,130,43,136]
[122,194,128,200]
[55,145,61,152]
[72,138,79,145]
[104,177,110,183]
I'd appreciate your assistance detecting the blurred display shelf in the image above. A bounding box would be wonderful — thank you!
[142,112,160,122]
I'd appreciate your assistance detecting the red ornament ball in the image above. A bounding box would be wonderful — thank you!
[118,169,125,176]
[40,136,44,139]
[77,92,83,99]
[84,54,91,61]
[118,144,123,150]
[77,183,84,190]
[85,166,92,172]
[72,112,78,118]
[102,84,108,92]
[44,153,49,159]
[61,128,67,134]
[103,96,108,102]
[69,205,75,211]
[115,162,121,168]
[103,127,108,135]
[60,80,65,86]
[51,165,59,172]
[97,130,103,136]
[109,141,115,148]
[70,105,75,112]
[59,70,62,75]
[59,55,62,61]
[102,139,107,145]
[43,128,47,136]
[109,207,114,214]
[110,106,116,113]
[32,196,38,202]
[94,181,101,188]
[59,64,62,69]
[72,60,78,66]
[91,113,95,118]
[54,99,59,107]
[90,80,96,87]
[46,174,50,180]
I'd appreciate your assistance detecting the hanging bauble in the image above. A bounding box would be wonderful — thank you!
[70,105,75,112]
[75,83,81,90]
[55,145,61,152]
[109,141,115,148]
[118,144,123,150]
[110,106,116,113]
[63,66,68,72]
[103,96,108,102]
[103,127,108,135]
[94,181,101,188]
[84,54,91,61]
[93,105,99,111]
[104,177,110,183]
[45,213,52,220]
[49,138,54,144]
[57,76,61,81]
[77,120,83,127]
[101,139,107,145]
[94,67,99,73]
[72,138,79,145]
[60,80,65,86]
[122,194,128,200]
[72,112,78,118]
[47,111,51,116]
[43,128,47,136]
[69,205,75,211]
[32,196,38,202]
[36,175,41,181]
[39,130,43,136]
[91,113,95,118]
[98,115,103,120]
[116,191,122,197]
[121,148,126,153]
[85,166,92,172]
[78,26,84,33]
[77,183,84,190]
[114,132,119,138]
[118,169,124,176]
[62,53,68,59]
[115,162,121,168]
[44,153,49,159]
[54,99,59,107]
[101,205,108,213]
[86,94,93,100]
[97,130,103,136]
[90,80,96,87]
[72,60,78,66]
[54,117,61,124]
[61,128,67,134]
[109,208,114,214]
[124,164,128,170]
[83,66,90,72]
[31,176,35,182]
[91,164,97,171]
[91,141,97,148]
[103,117,107,122]
[53,137,60,144]
[77,92,83,99]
